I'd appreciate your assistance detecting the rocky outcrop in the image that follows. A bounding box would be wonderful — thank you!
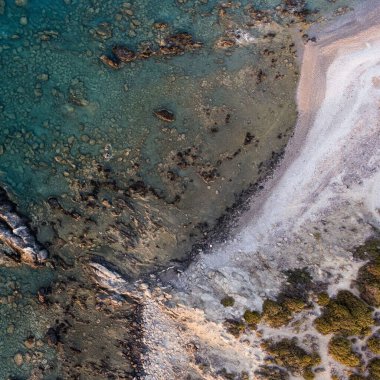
[100,32,203,69]
[0,188,48,264]
[154,109,175,122]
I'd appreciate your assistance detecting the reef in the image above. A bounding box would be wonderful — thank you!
[100,32,203,69]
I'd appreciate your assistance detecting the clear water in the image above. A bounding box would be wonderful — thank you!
[0,0,361,378]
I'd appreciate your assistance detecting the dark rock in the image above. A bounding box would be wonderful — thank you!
[112,46,136,63]
[154,109,175,122]
[165,33,202,50]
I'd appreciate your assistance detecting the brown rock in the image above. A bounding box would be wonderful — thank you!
[100,55,121,69]
[14,353,23,366]
[112,45,136,63]
[154,109,175,122]
[216,38,236,49]
[153,22,168,30]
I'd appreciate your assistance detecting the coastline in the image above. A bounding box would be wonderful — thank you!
[135,2,380,378]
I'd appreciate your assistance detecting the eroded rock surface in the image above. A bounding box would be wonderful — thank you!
[0,188,47,264]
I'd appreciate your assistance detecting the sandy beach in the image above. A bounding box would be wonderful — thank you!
[90,2,380,379]
[147,2,380,378]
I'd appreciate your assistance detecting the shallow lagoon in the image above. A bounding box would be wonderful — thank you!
[0,0,361,378]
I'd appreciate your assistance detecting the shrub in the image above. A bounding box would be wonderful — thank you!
[224,319,245,337]
[243,309,261,328]
[368,358,380,380]
[328,336,360,367]
[262,299,292,327]
[263,338,320,377]
[221,296,235,307]
[368,335,380,354]
[314,290,373,336]
[358,262,380,307]
[316,292,330,306]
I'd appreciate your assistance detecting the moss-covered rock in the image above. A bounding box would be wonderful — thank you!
[314,290,373,336]
[263,338,320,378]
[221,296,235,307]
[368,358,380,380]
[243,309,261,328]
[328,336,360,367]
[368,335,380,354]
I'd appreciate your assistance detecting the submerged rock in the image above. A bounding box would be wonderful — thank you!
[101,32,202,69]
[99,54,121,69]
[154,109,175,122]
[112,45,136,63]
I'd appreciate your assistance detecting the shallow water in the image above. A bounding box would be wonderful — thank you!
[0,0,362,378]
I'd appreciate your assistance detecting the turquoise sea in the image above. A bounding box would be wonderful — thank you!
[0,0,360,378]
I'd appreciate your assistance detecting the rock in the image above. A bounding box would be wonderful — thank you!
[100,55,121,69]
[154,109,175,122]
[14,353,23,366]
[19,16,28,25]
[101,32,202,67]
[112,45,136,63]
[24,337,35,349]
[15,0,27,6]
[153,22,168,30]
[0,187,48,264]
[7,324,14,334]
[165,33,202,50]
[215,38,236,49]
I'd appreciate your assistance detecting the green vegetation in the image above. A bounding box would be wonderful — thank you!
[368,358,380,380]
[224,319,245,337]
[220,296,235,307]
[349,375,366,380]
[353,238,380,261]
[263,338,320,378]
[358,261,380,307]
[316,292,330,306]
[368,335,380,354]
[353,238,380,306]
[314,290,373,336]
[282,267,313,301]
[243,309,261,328]
[254,365,289,380]
[262,297,306,328]
[262,299,292,327]
[328,336,360,367]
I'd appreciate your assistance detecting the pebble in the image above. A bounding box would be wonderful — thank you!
[19,16,28,25]
[14,353,23,366]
